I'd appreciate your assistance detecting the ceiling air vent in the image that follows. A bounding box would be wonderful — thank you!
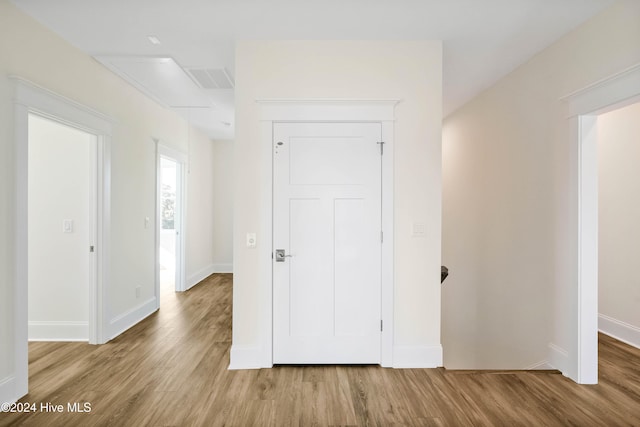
[186,68,235,89]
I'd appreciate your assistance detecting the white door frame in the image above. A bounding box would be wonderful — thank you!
[562,63,640,384]
[12,77,112,398]
[257,99,398,368]
[156,143,187,297]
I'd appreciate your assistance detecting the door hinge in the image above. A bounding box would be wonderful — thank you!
[377,141,385,155]
[380,231,383,243]
[89,245,95,253]
[380,319,383,332]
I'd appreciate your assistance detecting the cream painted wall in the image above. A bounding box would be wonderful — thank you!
[212,140,234,271]
[598,101,640,331]
[0,0,213,390]
[442,1,640,368]
[186,132,216,285]
[27,114,92,340]
[232,41,442,364]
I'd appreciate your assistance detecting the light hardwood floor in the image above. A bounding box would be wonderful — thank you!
[2,273,640,426]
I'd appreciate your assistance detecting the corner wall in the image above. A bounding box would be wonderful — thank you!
[442,1,640,369]
[232,40,442,367]
[185,132,217,288]
[212,140,234,273]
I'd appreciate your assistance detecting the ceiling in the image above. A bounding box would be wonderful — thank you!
[11,0,615,140]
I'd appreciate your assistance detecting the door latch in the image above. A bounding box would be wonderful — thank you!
[275,249,292,262]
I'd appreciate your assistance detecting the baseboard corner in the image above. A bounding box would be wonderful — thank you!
[548,342,569,374]
[526,360,553,370]
[0,375,16,405]
[393,344,443,369]
[109,297,157,340]
[599,314,640,349]
[228,345,263,370]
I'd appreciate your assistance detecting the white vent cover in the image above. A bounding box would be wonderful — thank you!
[186,68,235,89]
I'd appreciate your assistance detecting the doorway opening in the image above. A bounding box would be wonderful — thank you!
[160,157,178,295]
[596,101,640,352]
[27,113,97,342]
[156,144,186,302]
[566,63,640,384]
[12,77,112,399]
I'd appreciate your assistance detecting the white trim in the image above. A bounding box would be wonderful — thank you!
[380,120,394,367]
[562,63,640,117]
[213,263,233,273]
[14,101,29,400]
[28,321,89,342]
[526,360,554,370]
[248,99,397,370]
[548,343,570,376]
[87,134,98,344]
[186,264,217,290]
[256,99,399,122]
[599,314,640,349]
[576,114,599,385]
[96,133,111,345]
[228,346,263,370]
[0,376,16,405]
[108,297,157,340]
[392,345,443,368]
[157,143,188,164]
[564,63,640,385]
[186,263,234,288]
[259,119,274,368]
[12,77,112,400]
[11,76,114,132]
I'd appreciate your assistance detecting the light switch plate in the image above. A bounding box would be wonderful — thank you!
[246,233,257,248]
[63,219,73,233]
[411,222,426,237]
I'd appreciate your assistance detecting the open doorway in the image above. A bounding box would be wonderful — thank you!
[13,78,111,398]
[27,113,97,342]
[160,157,178,294]
[597,102,640,350]
[566,63,640,384]
[156,144,186,301]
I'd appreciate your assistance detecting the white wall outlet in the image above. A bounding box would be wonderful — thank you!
[246,233,257,248]
[135,286,141,298]
[144,217,150,229]
[63,219,73,233]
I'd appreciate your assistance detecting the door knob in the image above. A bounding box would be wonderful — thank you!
[275,249,293,262]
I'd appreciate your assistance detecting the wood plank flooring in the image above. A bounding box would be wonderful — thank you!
[2,273,640,426]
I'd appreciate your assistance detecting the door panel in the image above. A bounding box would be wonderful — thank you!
[273,122,382,364]
[289,198,331,337]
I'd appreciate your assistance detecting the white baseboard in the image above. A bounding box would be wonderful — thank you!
[526,360,554,370]
[186,264,233,290]
[28,321,88,341]
[599,314,640,349]
[213,263,233,274]
[0,375,16,405]
[108,297,157,340]
[186,265,216,290]
[228,345,262,370]
[548,342,569,375]
[393,345,443,368]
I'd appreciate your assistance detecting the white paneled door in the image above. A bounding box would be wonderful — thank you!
[273,122,382,364]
